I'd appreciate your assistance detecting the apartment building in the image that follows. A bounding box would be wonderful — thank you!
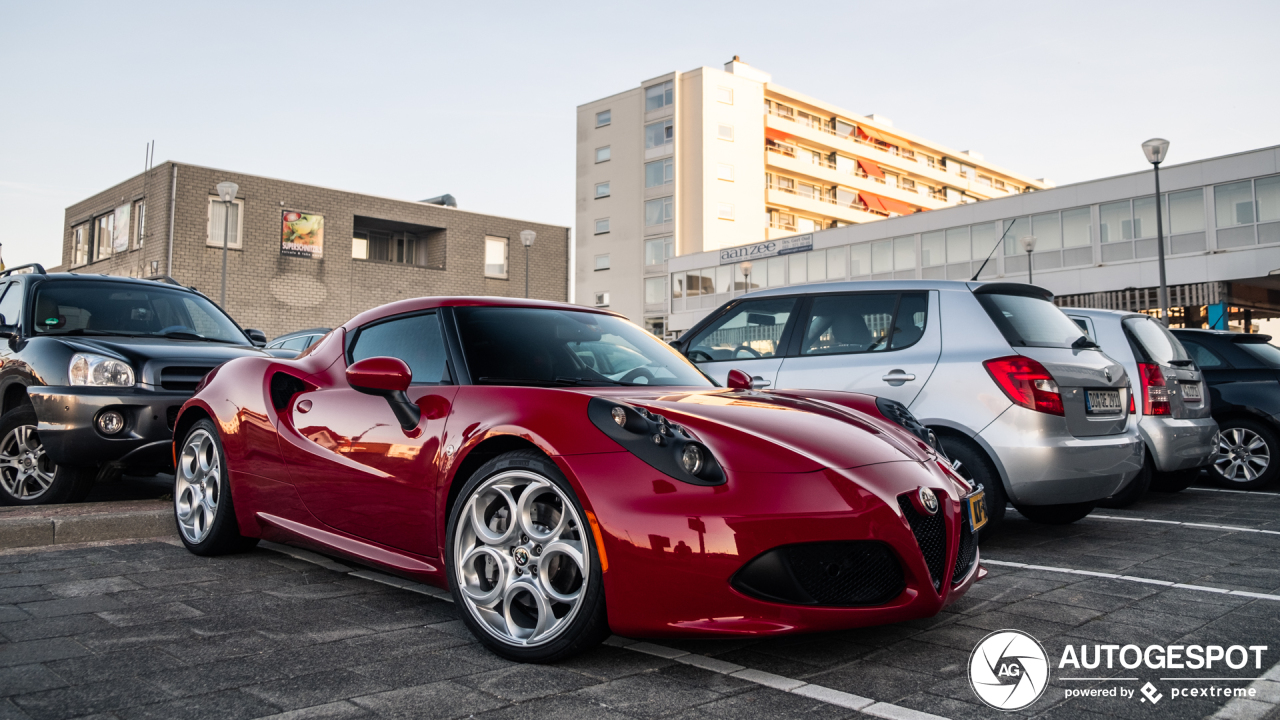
[575,57,1051,335]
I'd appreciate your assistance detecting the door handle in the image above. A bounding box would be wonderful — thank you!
[882,371,916,383]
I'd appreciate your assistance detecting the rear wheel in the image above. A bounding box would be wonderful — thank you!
[1212,419,1279,490]
[1097,451,1153,508]
[1013,502,1095,525]
[175,419,258,556]
[936,435,1005,542]
[0,406,94,506]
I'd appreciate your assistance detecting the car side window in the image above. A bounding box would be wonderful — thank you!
[1179,340,1227,369]
[350,312,449,384]
[801,293,899,356]
[0,283,20,328]
[282,335,312,351]
[889,292,929,350]
[685,298,796,363]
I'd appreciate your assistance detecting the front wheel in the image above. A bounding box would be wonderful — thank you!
[175,419,258,556]
[0,406,94,506]
[1212,419,1279,490]
[1013,502,1096,525]
[447,450,609,663]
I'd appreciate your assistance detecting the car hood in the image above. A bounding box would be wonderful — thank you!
[56,336,270,365]
[579,386,934,473]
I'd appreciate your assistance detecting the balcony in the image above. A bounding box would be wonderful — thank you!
[767,185,886,226]
[766,148,949,211]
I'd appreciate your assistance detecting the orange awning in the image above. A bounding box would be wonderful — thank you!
[856,158,884,179]
[859,193,887,213]
[877,195,918,216]
[766,127,793,142]
[858,125,909,149]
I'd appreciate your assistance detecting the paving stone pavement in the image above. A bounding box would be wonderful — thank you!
[1,484,1280,719]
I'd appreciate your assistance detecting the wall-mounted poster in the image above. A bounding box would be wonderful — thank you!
[112,204,131,254]
[281,211,324,259]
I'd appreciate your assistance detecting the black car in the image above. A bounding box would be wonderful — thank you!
[0,266,271,505]
[1170,328,1280,490]
[264,327,330,358]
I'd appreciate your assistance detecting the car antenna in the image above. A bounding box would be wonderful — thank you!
[970,219,1020,281]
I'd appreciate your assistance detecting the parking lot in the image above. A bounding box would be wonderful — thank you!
[1,482,1279,720]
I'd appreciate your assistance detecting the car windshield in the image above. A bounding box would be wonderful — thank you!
[1124,317,1190,366]
[455,307,712,387]
[1237,341,1280,369]
[976,292,1086,349]
[32,281,249,344]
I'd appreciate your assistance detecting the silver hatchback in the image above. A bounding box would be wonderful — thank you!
[672,280,1144,535]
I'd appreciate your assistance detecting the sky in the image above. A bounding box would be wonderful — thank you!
[1,0,1277,271]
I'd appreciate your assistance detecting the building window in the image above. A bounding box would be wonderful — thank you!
[644,317,666,338]
[645,276,667,305]
[1258,176,1280,224]
[594,218,610,235]
[595,146,611,163]
[717,163,734,182]
[93,213,114,261]
[718,203,735,220]
[717,124,734,141]
[1169,188,1206,233]
[484,236,508,278]
[645,197,673,226]
[594,291,610,307]
[595,182,611,198]
[206,197,244,249]
[133,200,146,248]
[1216,180,1255,227]
[1099,201,1133,243]
[645,119,674,149]
[645,158,673,187]
[1062,207,1092,247]
[645,236,673,266]
[596,109,611,127]
[594,254,610,271]
[717,86,733,105]
[645,81,673,112]
[72,225,89,265]
[352,222,445,268]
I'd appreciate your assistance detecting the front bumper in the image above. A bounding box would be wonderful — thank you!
[980,405,1144,506]
[1140,416,1218,472]
[28,386,191,470]
[558,452,978,638]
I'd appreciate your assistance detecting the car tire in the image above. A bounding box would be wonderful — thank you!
[174,419,258,556]
[0,406,94,506]
[1150,467,1202,493]
[1013,502,1096,525]
[936,435,1005,542]
[1211,418,1280,490]
[447,449,609,663]
[1097,452,1153,508]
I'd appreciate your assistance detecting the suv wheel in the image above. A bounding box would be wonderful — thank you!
[0,406,94,506]
[1013,502,1095,525]
[1212,419,1279,490]
[937,435,1005,542]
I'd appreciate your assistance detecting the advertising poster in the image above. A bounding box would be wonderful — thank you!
[112,203,130,254]
[281,210,324,259]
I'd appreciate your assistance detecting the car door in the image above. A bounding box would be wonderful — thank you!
[774,290,941,406]
[1181,337,1280,416]
[280,311,457,556]
[681,297,799,387]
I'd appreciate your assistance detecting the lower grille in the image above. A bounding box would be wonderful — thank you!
[898,495,947,590]
[732,541,904,607]
[953,503,978,584]
[159,366,217,392]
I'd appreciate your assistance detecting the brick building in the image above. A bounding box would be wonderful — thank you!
[58,162,569,338]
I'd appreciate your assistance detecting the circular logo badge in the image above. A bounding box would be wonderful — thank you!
[918,487,939,515]
[969,630,1050,711]
[513,547,530,567]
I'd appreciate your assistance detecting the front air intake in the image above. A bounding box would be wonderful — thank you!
[898,495,947,590]
[732,541,904,607]
[953,507,977,585]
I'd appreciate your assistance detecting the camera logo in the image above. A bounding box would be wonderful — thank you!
[970,630,1050,711]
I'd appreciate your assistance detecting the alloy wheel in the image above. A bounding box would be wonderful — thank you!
[454,470,589,648]
[175,429,221,544]
[1215,427,1270,483]
[0,424,55,500]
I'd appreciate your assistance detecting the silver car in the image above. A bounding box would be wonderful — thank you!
[672,280,1144,535]
[1064,308,1217,505]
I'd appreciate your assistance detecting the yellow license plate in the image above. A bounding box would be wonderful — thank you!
[968,491,988,533]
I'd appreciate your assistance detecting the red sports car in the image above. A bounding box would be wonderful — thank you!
[173,297,984,662]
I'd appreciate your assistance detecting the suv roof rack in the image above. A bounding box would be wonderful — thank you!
[144,275,184,286]
[1,263,47,277]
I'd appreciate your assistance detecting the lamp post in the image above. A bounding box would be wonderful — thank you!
[215,182,238,308]
[1019,236,1037,284]
[520,230,536,298]
[741,261,753,293]
[1142,138,1171,325]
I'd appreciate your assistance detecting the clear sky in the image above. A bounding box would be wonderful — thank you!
[1,0,1276,270]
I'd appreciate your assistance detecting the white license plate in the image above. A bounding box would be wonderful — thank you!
[1181,382,1202,401]
[1086,390,1122,413]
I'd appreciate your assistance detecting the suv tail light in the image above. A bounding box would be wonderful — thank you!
[984,355,1064,416]
[1138,362,1171,416]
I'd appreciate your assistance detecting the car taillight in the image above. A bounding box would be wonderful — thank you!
[984,355,1064,416]
[1129,392,1136,414]
[1138,362,1171,416]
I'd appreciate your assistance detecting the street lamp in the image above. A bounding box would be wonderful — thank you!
[215,181,239,308]
[520,230,536,298]
[1143,138,1171,325]
[1019,236,1037,284]
[741,261,753,292]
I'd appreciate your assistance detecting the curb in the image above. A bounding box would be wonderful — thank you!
[0,500,174,549]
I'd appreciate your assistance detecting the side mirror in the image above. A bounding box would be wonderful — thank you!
[0,315,14,340]
[346,357,420,431]
[726,368,770,391]
[244,328,267,347]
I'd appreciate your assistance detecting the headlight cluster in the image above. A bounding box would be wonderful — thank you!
[590,397,725,486]
[69,353,135,387]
